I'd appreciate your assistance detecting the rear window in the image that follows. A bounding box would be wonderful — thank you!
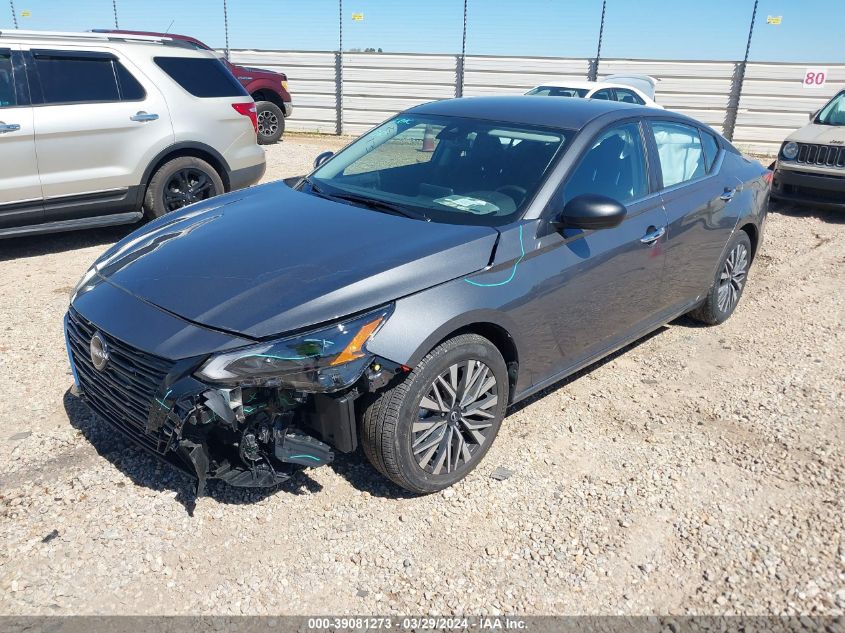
[154,57,247,98]
[0,51,15,107]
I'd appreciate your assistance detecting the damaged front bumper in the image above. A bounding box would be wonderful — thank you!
[65,307,401,496]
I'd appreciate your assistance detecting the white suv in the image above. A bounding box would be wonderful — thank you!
[0,30,266,238]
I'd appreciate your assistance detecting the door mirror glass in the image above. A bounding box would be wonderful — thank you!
[556,194,627,231]
[313,151,334,169]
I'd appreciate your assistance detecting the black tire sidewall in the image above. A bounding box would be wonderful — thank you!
[256,101,285,145]
[707,230,753,323]
[390,338,509,493]
[144,156,224,220]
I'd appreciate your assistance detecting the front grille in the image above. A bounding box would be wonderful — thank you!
[66,308,177,454]
[796,143,845,168]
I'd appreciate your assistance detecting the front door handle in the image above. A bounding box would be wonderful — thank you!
[640,225,666,245]
[130,111,159,122]
[0,123,21,133]
[720,187,736,202]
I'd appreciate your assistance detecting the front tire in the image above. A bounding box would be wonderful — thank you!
[256,101,285,145]
[687,230,753,325]
[361,334,509,494]
[144,156,224,220]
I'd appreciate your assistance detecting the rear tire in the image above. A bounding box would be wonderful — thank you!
[361,334,509,494]
[256,101,285,145]
[687,230,753,325]
[144,156,224,220]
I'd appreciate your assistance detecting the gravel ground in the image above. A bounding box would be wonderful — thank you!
[0,134,843,616]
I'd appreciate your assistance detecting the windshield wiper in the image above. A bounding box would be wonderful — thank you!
[322,191,425,221]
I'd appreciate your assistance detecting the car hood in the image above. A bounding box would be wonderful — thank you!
[90,182,498,340]
[786,122,845,144]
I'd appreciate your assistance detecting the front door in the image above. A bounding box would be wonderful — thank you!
[0,46,43,229]
[540,120,669,375]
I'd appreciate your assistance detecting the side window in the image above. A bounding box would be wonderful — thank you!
[0,51,15,107]
[700,130,721,173]
[563,122,649,205]
[115,62,146,101]
[650,121,707,188]
[615,89,645,105]
[591,89,613,101]
[154,57,248,98]
[34,54,120,104]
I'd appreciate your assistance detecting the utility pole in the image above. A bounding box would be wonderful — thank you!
[591,0,607,81]
[725,0,759,140]
[9,0,18,28]
[112,0,119,29]
[456,0,467,97]
[223,0,230,60]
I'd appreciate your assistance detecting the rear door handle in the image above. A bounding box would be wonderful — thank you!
[640,225,666,245]
[0,123,21,133]
[130,111,159,122]
[720,188,736,202]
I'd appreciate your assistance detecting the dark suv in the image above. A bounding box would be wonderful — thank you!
[99,30,292,144]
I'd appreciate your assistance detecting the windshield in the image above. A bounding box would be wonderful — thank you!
[816,91,845,126]
[308,114,569,226]
[526,86,590,98]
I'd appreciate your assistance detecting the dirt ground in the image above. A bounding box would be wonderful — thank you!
[0,134,843,616]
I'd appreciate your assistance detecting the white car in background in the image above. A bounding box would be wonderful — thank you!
[526,74,663,109]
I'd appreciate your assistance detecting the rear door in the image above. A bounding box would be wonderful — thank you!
[646,119,739,311]
[0,46,43,228]
[27,46,174,221]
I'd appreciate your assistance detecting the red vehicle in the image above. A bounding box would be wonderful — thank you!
[97,30,292,144]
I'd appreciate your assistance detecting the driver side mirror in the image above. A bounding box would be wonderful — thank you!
[314,151,334,169]
[553,194,627,231]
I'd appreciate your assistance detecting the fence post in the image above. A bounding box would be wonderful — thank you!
[9,0,18,28]
[222,0,230,60]
[724,0,758,141]
[456,0,467,98]
[590,0,606,81]
[336,0,344,135]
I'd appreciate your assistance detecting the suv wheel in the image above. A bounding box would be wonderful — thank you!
[144,156,224,220]
[688,230,753,325]
[361,334,509,494]
[256,101,285,145]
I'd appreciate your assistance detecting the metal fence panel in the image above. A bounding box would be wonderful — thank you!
[733,63,845,153]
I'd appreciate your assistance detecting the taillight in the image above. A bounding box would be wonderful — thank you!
[763,170,774,185]
[232,102,258,135]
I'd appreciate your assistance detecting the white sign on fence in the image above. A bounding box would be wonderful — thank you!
[802,67,828,89]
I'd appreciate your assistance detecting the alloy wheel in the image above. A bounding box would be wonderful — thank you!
[717,242,748,313]
[413,359,499,476]
[257,110,279,137]
[164,168,216,211]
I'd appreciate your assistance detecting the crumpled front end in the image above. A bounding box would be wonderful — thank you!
[64,305,400,496]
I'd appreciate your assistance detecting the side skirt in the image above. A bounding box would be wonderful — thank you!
[0,212,143,239]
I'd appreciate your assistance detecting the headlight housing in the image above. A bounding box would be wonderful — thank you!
[195,306,392,391]
[782,141,799,160]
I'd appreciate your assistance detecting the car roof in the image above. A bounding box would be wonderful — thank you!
[409,95,650,131]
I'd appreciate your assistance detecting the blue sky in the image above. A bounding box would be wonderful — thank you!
[3,0,843,62]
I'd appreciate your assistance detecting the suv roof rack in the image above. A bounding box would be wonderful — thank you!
[0,30,194,49]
